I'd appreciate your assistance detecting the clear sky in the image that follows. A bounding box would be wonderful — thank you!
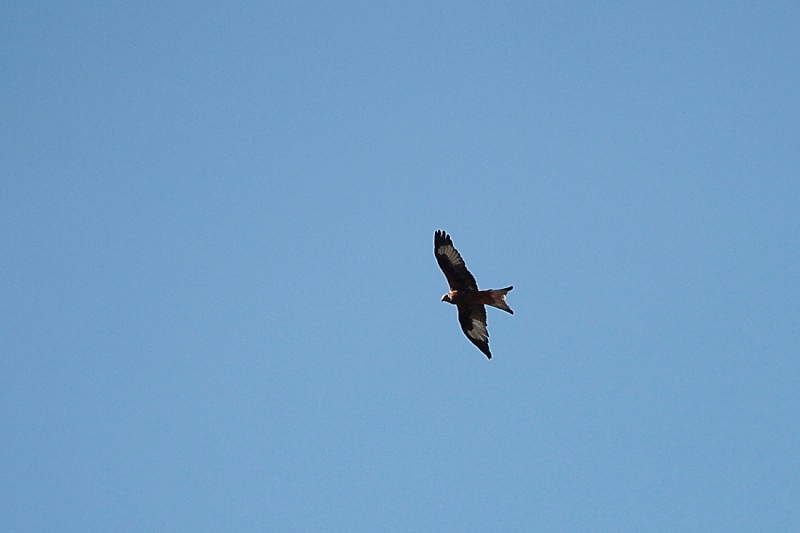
[3,2,799,531]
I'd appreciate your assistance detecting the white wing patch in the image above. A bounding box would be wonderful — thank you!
[437,244,463,267]
[466,315,488,342]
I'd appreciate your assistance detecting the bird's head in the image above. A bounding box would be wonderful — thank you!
[441,293,452,304]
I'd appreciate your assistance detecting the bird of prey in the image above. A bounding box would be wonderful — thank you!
[434,230,513,359]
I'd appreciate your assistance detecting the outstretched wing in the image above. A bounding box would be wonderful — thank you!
[434,230,478,291]
[457,304,491,359]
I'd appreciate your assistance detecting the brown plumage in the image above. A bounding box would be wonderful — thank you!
[434,230,513,359]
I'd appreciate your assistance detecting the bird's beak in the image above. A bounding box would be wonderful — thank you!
[441,294,449,302]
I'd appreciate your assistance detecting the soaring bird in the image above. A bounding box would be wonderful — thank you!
[434,230,513,359]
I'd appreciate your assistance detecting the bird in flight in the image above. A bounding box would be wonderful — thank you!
[434,230,513,359]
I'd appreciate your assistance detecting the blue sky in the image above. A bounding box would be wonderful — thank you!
[3,2,799,531]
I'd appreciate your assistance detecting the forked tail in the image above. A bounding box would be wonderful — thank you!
[488,286,514,314]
